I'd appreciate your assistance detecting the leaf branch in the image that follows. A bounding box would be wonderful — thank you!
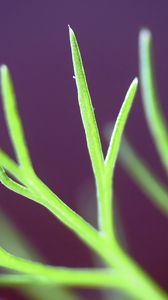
[139,29,168,174]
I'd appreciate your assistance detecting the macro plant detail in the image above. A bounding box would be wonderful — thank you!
[116,29,168,217]
[0,27,167,300]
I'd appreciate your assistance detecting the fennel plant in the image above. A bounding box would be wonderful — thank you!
[0,27,167,300]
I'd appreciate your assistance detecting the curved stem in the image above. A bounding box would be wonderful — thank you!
[139,29,168,174]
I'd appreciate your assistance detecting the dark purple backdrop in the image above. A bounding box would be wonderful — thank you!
[0,1,168,299]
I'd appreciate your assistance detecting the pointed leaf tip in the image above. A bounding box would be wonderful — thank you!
[139,29,152,43]
[68,26,75,39]
[68,24,72,31]
[105,77,138,173]
[126,77,138,99]
[134,77,138,84]
[0,64,8,71]
[0,65,8,78]
[132,77,138,88]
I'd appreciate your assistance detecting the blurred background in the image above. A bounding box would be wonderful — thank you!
[0,1,168,299]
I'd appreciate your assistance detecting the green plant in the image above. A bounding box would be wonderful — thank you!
[0,27,167,300]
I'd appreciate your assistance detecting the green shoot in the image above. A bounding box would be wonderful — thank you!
[139,29,168,174]
[69,27,138,241]
[105,78,138,176]
[1,65,34,172]
[69,27,104,181]
[0,27,167,300]
[69,27,105,232]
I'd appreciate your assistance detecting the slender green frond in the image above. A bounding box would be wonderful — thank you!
[69,27,105,183]
[0,65,34,172]
[119,137,168,216]
[139,29,168,174]
[0,29,167,300]
[69,26,108,233]
[100,79,137,240]
[105,78,138,177]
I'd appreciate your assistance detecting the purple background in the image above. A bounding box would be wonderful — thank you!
[0,1,168,299]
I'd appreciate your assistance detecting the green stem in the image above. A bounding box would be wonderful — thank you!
[98,174,114,241]
[139,29,168,174]
[0,65,34,172]
[0,249,121,289]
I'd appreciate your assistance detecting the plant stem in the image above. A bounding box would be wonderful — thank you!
[0,249,122,289]
[0,30,167,300]
[1,65,34,172]
[139,29,168,174]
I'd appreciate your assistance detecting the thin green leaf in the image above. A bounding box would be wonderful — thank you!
[105,78,138,177]
[119,137,168,216]
[69,27,104,183]
[139,29,168,173]
[69,27,107,233]
[0,65,34,172]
